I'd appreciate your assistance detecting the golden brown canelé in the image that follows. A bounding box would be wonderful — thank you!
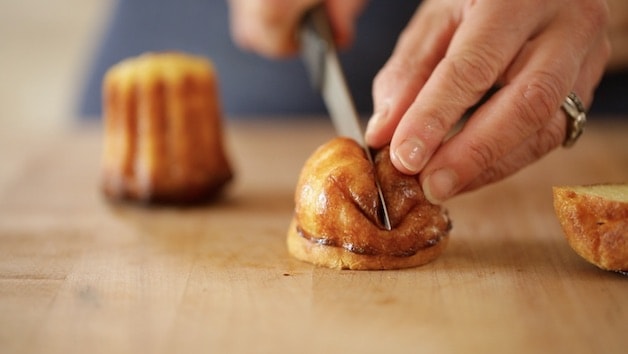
[287,137,451,270]
[101,52,233,203]
[553,184,628,272]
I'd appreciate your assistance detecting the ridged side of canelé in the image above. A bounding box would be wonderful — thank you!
[101,52,232,204]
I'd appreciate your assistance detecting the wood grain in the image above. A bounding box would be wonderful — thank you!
[1,119,626,354]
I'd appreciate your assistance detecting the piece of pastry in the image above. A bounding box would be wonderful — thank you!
[101,52,233,204]
[553,183,628,272]
[287,137,451,270]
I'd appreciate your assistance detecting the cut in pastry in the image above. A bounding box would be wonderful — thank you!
[287,137,451,270]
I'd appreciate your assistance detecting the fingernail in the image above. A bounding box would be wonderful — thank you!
[393,138,427,174]
[365,102,390,140]
[423,169,458,204]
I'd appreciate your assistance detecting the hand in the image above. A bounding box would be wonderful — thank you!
[227,0,366,58]
[365,0,610,204]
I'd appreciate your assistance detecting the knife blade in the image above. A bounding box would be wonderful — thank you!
[300,5,392,230]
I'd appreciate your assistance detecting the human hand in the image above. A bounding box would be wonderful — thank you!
[227,0,366,58]
[364,0,611,204]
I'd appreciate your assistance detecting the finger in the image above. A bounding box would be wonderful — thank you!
[228,0,320,58]
[326,0,367,49]
[467,112,566,193]
[388,1,549,175]
[228,0,364,58]
[365,1,458,148]
[461,33,611,193]
[419,6,609,204]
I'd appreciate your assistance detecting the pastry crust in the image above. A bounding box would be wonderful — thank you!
[287,137,451,270]
[553,184,628,272]
[101,52,232,204]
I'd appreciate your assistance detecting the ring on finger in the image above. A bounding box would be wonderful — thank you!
[561,91,587,148]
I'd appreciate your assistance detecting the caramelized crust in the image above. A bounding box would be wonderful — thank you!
[101,52,232,204]
[288,137,451,270]
[553,184,628,272]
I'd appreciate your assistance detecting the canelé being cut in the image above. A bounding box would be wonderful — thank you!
[287,137,451,270]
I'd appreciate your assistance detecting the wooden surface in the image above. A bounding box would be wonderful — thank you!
[1,118,627,354]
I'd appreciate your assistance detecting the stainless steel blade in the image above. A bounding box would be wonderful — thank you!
[300,5,392,230]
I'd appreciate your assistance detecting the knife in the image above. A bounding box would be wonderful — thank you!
[300,5,392,230]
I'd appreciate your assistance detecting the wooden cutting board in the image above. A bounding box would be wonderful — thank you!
[1,118,626,354]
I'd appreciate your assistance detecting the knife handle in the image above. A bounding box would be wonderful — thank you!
[299,4,334,90]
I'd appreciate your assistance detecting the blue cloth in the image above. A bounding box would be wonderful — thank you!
[79,0,626,119]
[79,0,417,118]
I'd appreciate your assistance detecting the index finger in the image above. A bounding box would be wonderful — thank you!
[389,0,551,174]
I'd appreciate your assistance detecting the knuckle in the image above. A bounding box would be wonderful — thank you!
[375,56,430,92]
[255,0,290,23]
[470,164,509,191]
[465,138,501,173]
[585,0,610,31]
[445,46,501,96]
[229,0,299,57]
[569,0,609,44]
[373,63,406,95]
[531,118,564,157]
[423,109,452,136]
[515,71,564,130]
